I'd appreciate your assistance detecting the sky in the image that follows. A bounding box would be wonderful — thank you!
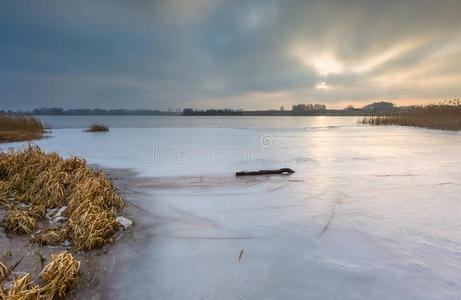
[1,0,461,110]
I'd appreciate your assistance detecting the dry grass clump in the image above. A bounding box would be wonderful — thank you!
[68,204,118,251]
[0,114,44,143]
[0,261,9,282]
[0,146,126,297]
[1,273,41,299]
[32,227,68,246]
[85,123,109,132]
[0,145,124,249]
[360,99,461,130]
[2,209,37,235]
[27,205,46,220]
[0,252,80,299]
[39,252,80,298]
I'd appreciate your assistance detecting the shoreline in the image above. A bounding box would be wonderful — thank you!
[69,167,143,299]
[0,164,137,299]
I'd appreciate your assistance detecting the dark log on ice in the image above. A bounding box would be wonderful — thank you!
[235,168,295,176]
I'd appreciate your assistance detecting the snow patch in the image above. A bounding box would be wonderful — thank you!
[116,216,132,229]
[46,206,67,224]
[17,203,30,209]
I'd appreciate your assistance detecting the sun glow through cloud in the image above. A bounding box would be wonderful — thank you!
[1,0,461,110]
[291,47,343,76]
[315,81,329,90]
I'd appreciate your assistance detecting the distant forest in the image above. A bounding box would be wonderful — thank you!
[2,102,399,116]
[30,108,175,116]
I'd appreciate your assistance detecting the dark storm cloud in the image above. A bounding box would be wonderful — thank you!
[1,0,461,110]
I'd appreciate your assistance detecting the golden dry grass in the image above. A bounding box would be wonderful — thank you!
[0,146,125,297]
[0,252,80,299]
[0,261,9,282]
[360,100,461,130]
[39,252,80,298]
[26,205,46,220]
[1,273,41,299]
[0,114,44,143]
[32,227,68,246]
[85,123,109,132]
[0,145,124,250]
[68,204,118,251]
[2,209,37,235]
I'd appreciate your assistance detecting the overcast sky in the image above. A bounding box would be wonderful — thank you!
[1,0,461,110]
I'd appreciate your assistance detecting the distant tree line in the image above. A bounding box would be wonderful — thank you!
[182,108,245,116]
[31,108,177,116]
[182,108,366,116]
[0,101,402,116]
[182,102,398,116]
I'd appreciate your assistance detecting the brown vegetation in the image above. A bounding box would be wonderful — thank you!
[85,123,109,132]
[360,100,461,130]
[0,262,9,282]
[2,273,41,299]
[0,146,124,249]
[40,251,80,298]
[0,114,45,143]
[33,227,68,246]
[0,251,80,299]
[0,146,126,297]
[2,209,37,235]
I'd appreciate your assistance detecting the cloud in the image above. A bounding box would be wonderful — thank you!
[1,0,461,110]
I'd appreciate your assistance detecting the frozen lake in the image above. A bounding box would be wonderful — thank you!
[36,115,360,129]
[2,116,461,299]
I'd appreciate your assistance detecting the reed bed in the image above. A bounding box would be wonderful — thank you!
[360,100,461,130]
[0,145,124,249]
[0,114,44,143]
[0,146,126,297]
[85,123,109,132]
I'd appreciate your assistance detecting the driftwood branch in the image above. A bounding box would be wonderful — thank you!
[235,168,295,176]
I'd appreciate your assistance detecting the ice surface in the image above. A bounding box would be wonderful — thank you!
[36,115,360,129]
[2,119,461,299]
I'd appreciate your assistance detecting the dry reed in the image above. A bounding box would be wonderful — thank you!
[2,209,37,235]
[0,261,9,282]
[0,146,126,297]
[0,252,80,299]
[360,99,461,130]
[26,205,46,220]
[39,252,80,298]
[68,204,118,251]
[0,145,124,249]
[1,273,41,299]
[85,123,109,132]
[32,227,68,246]
[0,114,44,143]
